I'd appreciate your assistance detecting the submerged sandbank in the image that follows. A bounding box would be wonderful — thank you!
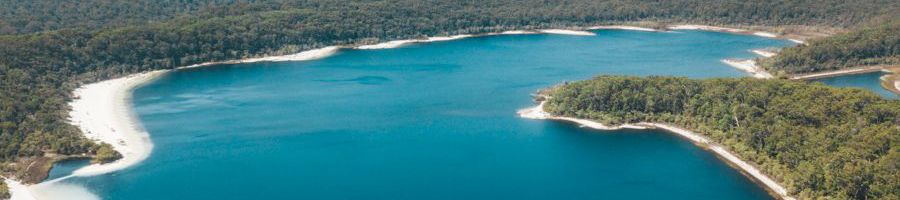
[518,100,795,200]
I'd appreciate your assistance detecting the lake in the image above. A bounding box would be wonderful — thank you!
[56,30,799,199]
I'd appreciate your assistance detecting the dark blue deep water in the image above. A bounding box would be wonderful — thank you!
[59,30,805,199]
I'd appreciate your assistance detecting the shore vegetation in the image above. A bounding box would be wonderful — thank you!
[544,76,899,199]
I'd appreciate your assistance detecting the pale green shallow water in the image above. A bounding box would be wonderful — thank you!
[51,30,822,199]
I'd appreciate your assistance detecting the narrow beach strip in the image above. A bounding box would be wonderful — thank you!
[790,66,886,80]
[518,100,795,200]
[588,25,659,32]
[721,59,774,79]
[356,35,474,49]
[751,49,777,58]
[669,25,778,39]
[537,29,596,36]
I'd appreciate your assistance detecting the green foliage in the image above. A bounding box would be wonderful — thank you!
[546,76,900,199]
[92,143,121,164]
[762,17,900,75]
[0,179,8,199]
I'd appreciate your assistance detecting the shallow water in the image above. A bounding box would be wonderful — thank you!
[54,30,799,199]
[813,72,898,99]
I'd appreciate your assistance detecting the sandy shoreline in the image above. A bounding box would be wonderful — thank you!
[589,25,659,32]
[68,71,164,177]
[790,66,887,80]
[4,178,36,200]
[12,24,805,199]
[751,49,777,58]
[518,100,795,200]
[721,59,774,79]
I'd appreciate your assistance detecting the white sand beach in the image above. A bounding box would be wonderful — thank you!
[589,25,659,32]
[790,66,886,80]
[497,30,539,35]
[538,29,597,36]
[356,35,474,49]
[722,59,774,79]
[518,101,646,130]
[5,178,36,200]
[180,46,341,69]
[68,71,164,177]
[751,49,777,58]
[788,39,806,44]
[518,100,795,200]
[669,25,778,38]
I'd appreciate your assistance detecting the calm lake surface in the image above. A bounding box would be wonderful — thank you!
[59,30,803,199]
[814,72,898,99]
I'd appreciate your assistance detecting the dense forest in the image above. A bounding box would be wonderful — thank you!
[0,0,898,197]
[544,76,898,199]
[761,17,900,76]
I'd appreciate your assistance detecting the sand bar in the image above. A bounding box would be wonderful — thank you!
[722,59,774,79]
[751,49,777,58]
[790,66,886,80]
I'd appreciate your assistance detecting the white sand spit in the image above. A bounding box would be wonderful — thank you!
[752,32,778,38]
[356,35,473,49]
[519,100,795,200]
[538,29,596,36]
[751,49,777,58]
[589,25,659,32]
[69,71,165,177]
[790,66,885,80]
[722,59,774,79]
[788,39,806,44]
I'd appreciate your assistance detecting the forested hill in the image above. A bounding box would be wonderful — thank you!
[1,0,897,35]
[761,17,900,75]
[544,76,899,199]
[0,0,898,187]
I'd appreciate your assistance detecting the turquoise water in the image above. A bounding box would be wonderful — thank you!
[813,72,898,99]
[57,30,796,199]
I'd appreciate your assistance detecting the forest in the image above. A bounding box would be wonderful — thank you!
[0,0,898,197]
[544,76,898,199]
[761,17,900,76]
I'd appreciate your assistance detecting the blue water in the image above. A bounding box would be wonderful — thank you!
[56,30,798,199]
[814,72,898,99]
